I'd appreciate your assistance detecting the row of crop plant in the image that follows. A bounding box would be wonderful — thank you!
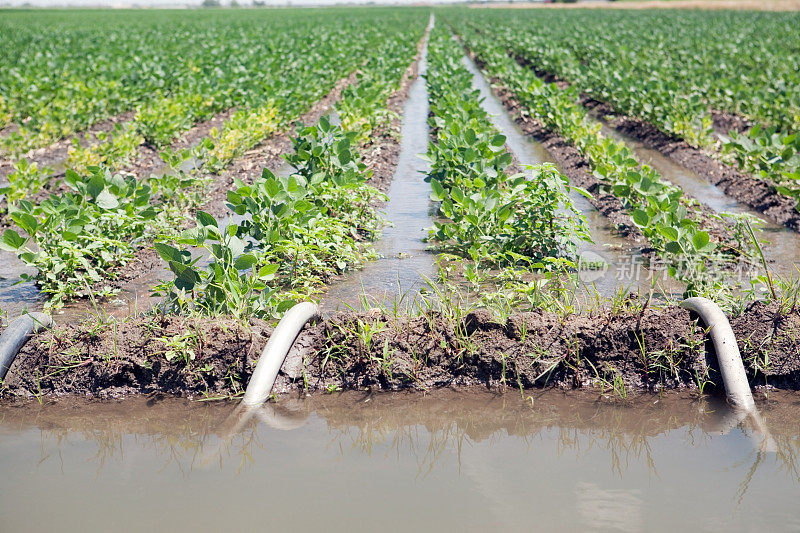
[423,26,595,312]
[0,19,428,316]
[152,25,431,319]
[443,8,800,216]
[0,9,429,157]
[448,22,757,295]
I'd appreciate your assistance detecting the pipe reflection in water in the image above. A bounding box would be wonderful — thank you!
[0,390,799,530]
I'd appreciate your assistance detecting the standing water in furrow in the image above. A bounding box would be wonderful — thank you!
[461,54,674,299]
[321,37,436,314]
[596,117,800,279]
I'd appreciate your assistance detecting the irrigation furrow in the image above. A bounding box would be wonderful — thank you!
[321,18,436,314]
[585,99,800,233]
[461,46,645,245]
[499,40,800,234]
[590,112,800,278]
[460,53,677,299]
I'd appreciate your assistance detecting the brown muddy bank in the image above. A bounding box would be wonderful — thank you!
[2,301,799,399]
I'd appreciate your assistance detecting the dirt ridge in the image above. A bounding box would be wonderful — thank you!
[2,301,798,399]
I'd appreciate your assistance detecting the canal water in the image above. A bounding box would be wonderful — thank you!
[1,389,798,531]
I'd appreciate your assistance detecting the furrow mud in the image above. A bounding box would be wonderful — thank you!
[2,301,798,399]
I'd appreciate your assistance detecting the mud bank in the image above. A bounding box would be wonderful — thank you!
[2,301,799,399]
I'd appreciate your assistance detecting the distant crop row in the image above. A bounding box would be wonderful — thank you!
[0,8,425,157]
[444,8,800,210]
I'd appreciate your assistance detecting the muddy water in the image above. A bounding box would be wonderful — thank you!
[598,119,800,279]
[1,390,798,531]
[321,40,436,315]
[462,56,681,300]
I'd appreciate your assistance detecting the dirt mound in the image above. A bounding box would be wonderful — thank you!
[2,302,799,399]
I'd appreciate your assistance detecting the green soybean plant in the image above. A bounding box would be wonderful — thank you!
[1,167,156,307]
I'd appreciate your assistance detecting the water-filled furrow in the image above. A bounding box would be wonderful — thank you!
[461,54,677,299]
[0,390,797,531]
[320,34,436,315]
[596,117,800,279]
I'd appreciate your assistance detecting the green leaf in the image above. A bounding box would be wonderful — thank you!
[631,210,649,227]
[691,231,710,251]
[11,212,38,235]
[258,263,279,280]
[95,189,120,209]
[234,253,258,270]
[169,261,199,291]
[430,179,445,202]
[0,229,26,251]
[196,210,218,228]
[665,241,683,254]
[154,242,185,264]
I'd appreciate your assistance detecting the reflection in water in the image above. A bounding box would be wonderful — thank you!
[1,390,799,530]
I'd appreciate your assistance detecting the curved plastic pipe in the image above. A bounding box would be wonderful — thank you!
[0,312,53,381]
[242,302,319,407]
[680,296,755,411]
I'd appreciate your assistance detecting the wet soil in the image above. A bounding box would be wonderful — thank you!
[358,30,429,196]
[321,29,436,314]
[711,109,752,136]
[122,107,238,179]
[3,301,799,399]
